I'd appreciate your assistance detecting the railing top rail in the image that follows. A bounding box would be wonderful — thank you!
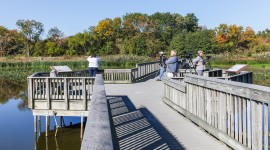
[206,69,222,72]
[27,76,95,79]
[104,69,133,73]
[81,74,113,150]
[136,61,158,66]
[162,77,186,92]
[184,74,270,103]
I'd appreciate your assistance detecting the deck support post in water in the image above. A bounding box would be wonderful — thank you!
[46,116,50,137]
[34,115,37,133]
[38,116,41,136]
[53,112,59,137]
[60,116,62,128]
[80,116,84,139]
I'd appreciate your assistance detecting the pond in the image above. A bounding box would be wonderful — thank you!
[0,80,82,150]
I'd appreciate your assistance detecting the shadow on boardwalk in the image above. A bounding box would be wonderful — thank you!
[107,95,185,150]
[136,72,158,83]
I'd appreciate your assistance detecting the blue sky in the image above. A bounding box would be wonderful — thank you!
[1,0,270,37]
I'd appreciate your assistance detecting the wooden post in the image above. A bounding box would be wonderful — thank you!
[60,116,63,128]
[46,116,50,137]
[64,78,68,110]
[235,97,239,141]
[264,103,268,150]
[247,99,251,148]
[46,78,50,109]
[251,101,258,149]
[243,99,247,146]
[34,115,37,133]
[46,137,48,150]
[81,116,84,139]
[38,116,41,136]
[82,79,86,110]
[258,103,263,150]
[227,94,231,136]
[239,98,243,143]
[28,78,33,109]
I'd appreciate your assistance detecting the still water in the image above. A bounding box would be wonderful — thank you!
[0,80,82,150]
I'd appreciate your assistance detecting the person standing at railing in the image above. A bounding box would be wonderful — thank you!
[193,50,205,76]
[165,50,179,77]
[87,53,100,77]
[156,51,167,81]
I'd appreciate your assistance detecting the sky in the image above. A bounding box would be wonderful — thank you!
[1,0,270,37]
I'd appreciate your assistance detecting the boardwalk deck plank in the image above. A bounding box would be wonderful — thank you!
[105,78,230,150]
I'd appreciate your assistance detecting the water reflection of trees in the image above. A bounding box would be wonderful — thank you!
[0,78,28,110]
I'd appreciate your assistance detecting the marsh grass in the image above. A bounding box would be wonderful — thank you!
[0,55,154,81]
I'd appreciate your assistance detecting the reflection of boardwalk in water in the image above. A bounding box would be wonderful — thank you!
[105,79,230,150]
[35,123,81,150]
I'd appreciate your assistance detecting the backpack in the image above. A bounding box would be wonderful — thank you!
[159,55,167,68]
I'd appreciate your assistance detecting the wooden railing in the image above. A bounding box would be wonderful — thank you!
[103,69,136,83]
[172,69,223,81]
[81,74,113,150]
[103,61,159,83]
[228,71,253,84]
[163,74,268,150]
[27,74,95,111]
[172,69,253,84]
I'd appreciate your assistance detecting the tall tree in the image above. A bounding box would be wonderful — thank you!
[122,13,149,37]
[0,26,23,56]
[47,27,64,41]
[184,13,199,32]
[16,19,44,57]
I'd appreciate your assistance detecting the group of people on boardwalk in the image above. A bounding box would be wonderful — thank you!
[87,50,205,78]
[156,50,205,81]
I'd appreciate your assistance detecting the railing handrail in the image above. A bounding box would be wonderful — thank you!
[184,74,269,103]
[81,74,113,150]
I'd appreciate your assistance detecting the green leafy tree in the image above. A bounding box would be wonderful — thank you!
[33,40,47,56]
[170,29,216,56]
[47,27,64,41]
[184,13,199,32]
[170,32,187,55]
[67,32,94,55]
[46,41,63,56]
[16,19,44,57]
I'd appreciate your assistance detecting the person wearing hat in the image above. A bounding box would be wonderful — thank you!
[193,50,205,76]
[156,51,167,81]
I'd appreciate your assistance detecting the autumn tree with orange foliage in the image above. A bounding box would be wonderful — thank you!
[215,24,255,53]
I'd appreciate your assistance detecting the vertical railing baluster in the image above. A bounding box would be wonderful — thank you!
[264,103,268,150]
[46,78,50,109]
[83,78,86,110]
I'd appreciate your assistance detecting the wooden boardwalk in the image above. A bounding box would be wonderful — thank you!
[105,77,231,150]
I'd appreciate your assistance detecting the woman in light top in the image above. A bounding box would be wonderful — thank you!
[193,50,205,76]
[87,53,100,77]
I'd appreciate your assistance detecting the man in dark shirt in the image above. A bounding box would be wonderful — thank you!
[156,51,167,81]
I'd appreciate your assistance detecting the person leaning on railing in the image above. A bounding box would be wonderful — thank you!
[156,51,167,81]
[192,50,205,76]
[165,50,179,77]
[87,53,100,77]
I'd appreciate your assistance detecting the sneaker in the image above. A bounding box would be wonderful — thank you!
[156,79,161,81]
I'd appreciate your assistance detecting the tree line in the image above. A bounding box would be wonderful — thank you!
[0,12,270,57]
